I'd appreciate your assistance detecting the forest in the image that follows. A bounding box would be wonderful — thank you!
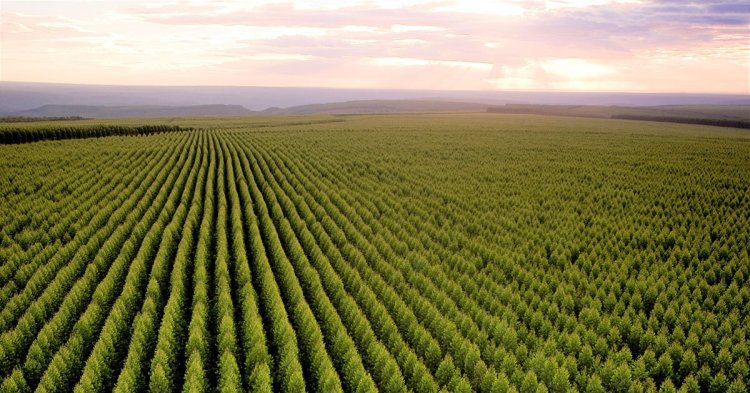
[0,113,747,392]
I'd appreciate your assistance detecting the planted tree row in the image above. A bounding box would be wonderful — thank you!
[0,125,193,144]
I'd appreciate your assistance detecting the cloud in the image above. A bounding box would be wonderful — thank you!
[391,24,446,33]
[370,56,493,71]
[540,58,618,79]
[0,12,99,39]
[117,0,747,57]
[707,2,750,14]
[487,58,632,91]
[1,1,747,92]
[433,1,527,16]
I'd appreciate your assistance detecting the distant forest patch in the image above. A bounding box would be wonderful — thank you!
[0,124,193,144]
[609,115,750,129]
[0,116,87,123]
[487,104,750,130]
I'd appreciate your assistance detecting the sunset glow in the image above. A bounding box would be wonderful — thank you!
[1,0,748,93]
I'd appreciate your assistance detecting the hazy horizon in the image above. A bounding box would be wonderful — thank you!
[7,79,750,95]
[3,81,749,114]
[2,0,748,94]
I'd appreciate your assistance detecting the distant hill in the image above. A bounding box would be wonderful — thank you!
[262,100,489,115]
[487,104,750,129]
[9,104,255,118]
[651,105,750,121]
[488,104,750,120]
[2,81,748,113]
[6,100,748,123]
[6,100,489,118]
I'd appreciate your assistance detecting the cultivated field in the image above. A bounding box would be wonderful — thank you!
[0,114,748,392]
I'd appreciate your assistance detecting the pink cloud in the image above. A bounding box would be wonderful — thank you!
[1,1,747,93]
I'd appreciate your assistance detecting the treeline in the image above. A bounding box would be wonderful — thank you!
[610,115,750,129]
[486,106,750,130]
[0,125,194,144]
[0,116,87,123]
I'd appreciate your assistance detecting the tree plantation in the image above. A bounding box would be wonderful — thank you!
[0,113,748,392]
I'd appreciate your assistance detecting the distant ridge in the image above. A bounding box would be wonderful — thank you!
[261,100,489,115]
[486,104,750,121]
[2,81,748,113]
[9,104,255,118]
[7,100,749,122]
[486,104,750,129]
[8,100,490,118]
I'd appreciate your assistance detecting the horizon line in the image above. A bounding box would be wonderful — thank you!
[2,80,748,96]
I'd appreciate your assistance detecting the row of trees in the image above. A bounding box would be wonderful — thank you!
[232,134,384,392]
[110,133,204,393]
[253,138,500,391]
[246,118,748,392]
[338,145,742,390]
[0,132,198,392]
[0,148,137,305]
[0,125,192,144]
[37,133,203,393]
[0,133,193,381]
[610,115,750,129]
[0,116,86,123]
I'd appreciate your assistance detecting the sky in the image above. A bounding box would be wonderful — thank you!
[1,0,748,93]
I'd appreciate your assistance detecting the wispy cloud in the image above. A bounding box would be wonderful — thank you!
[0,0,747,92]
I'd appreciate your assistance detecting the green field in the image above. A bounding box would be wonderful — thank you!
[0,114,748,392]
